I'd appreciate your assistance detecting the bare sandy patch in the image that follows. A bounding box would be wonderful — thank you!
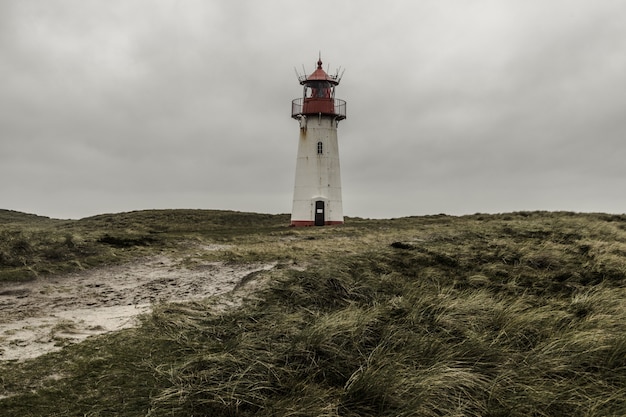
[0,255,275,361]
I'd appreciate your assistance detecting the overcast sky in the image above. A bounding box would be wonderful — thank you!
[2,0,626,220]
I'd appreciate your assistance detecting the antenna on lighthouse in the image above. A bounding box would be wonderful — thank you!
[336,68,345,83]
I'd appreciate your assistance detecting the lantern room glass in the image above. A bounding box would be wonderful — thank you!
[305,81,333,99]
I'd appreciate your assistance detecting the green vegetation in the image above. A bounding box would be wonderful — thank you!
[1,209,626,416]
[0,209,290,282]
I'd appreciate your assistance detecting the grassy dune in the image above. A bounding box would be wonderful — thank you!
[1,209,625,416]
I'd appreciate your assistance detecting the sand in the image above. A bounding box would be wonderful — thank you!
[0,252,275,361]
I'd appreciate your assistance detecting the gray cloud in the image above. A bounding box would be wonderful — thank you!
[2,0,626,219]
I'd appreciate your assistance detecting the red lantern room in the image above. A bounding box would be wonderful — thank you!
[292,58,346,120]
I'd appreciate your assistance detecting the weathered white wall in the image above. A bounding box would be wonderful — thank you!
[291,116,344,225]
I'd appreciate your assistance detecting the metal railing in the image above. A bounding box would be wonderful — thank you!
[291,98,347,120]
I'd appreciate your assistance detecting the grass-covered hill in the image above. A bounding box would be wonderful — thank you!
[1,209,625,416]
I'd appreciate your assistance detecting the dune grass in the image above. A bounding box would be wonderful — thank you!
[1,210,625,416]
[0,209,291,282]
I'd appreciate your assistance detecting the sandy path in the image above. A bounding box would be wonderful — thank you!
[0,254,275,361]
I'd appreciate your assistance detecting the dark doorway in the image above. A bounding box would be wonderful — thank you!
[314,201,325,226]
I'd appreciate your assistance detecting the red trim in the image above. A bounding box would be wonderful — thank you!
[290,220,344,227]
[302,98,335,114]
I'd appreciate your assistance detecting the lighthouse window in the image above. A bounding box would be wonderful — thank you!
[317,141,323,154]
[307,81,332,98]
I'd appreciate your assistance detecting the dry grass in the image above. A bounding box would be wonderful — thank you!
[1,209,626,416]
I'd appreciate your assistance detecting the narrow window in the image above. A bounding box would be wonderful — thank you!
[317,141,323,155]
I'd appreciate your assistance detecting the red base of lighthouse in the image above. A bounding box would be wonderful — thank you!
[290,220,344,227]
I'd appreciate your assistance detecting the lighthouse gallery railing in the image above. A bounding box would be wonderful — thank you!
[291,98,346,120]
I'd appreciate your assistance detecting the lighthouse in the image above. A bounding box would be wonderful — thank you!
[290,56,346,226]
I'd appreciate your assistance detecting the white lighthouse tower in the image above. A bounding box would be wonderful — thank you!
[290,56,346,226]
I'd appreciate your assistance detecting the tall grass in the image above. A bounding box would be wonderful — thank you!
[141,260,626,416]
[0,209,291,282]
[1,210,625,416]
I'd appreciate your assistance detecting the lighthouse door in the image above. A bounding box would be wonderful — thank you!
[314,201,325,226]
